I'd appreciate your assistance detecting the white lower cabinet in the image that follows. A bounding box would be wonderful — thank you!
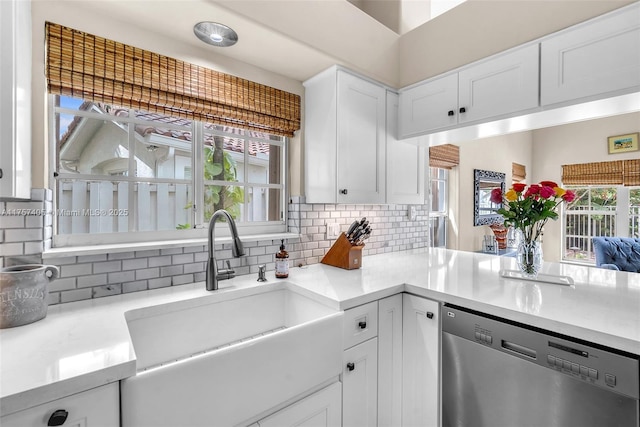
[377,294,403,427]
[0,383,119,427]
[342,337,378,427]
[402,294,440,427]
[256,382,342,427]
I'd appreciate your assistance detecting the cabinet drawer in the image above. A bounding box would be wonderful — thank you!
[343,301,378,349]
[0,383,119,427]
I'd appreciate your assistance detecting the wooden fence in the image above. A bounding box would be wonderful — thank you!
[58,181,191,234]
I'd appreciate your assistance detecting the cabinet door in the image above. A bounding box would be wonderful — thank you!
[0,383,119,427]
[386,92,426,205]
[541,3,640,106]
[342,337,378,427]
[337,71,387,204]
[378,294,403,427]
[0,0,31,199]
[458,44,539,124]
[259,382,342,427]
[402,294,439,427]
[399,73,458,137]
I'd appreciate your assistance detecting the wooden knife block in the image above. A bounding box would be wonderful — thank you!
[321,233,364,270]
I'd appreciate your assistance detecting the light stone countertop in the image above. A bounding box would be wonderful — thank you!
[1,248,639,416]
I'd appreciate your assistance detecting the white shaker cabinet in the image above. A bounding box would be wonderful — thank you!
[386,92,426,205]
[377,294,403,427]
[541,2,640,106]
[342,337,378,427]
[257,382,342,427]
[399,73,458,138]
[0,0,32,199]
[399,44,539,138]
[402,294,440,427]
[0,383,119,427]
[304,67,386,204]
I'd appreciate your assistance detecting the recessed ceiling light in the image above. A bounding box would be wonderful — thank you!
[193,22,238,47]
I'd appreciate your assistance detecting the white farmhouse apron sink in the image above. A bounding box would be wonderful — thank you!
[121,283,344,427]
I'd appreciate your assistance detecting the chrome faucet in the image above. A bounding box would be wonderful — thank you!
[206,209,245,291]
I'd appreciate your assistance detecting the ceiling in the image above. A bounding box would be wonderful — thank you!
[65,0,401,86]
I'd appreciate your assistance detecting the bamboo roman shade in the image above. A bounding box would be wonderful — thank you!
[512,162,526,182]
[623,159,640,186]
[45,22,301,137]
[429,144,459,169]
[561,160,640,186]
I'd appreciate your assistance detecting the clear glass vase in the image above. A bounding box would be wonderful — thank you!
[515,229,543,278]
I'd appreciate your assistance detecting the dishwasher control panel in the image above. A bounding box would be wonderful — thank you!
[442,304,640,399]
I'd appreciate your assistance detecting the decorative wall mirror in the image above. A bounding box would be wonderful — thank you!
[474,169,505,226]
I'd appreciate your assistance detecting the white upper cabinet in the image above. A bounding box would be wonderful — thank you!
[458,44,539,124]
[386,91,426,205]
[399,73,458,137]
[399,44,539,138]
[304,67,386,204]
[0,0,31,199]
[541,2,640,106]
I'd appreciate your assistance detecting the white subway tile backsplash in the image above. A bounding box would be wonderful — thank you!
[161,265,183,277]
[0,243,23,257]
[49,277,77,292]
[108,271,135,284]
[148,256,172,267]
[172,274,194,286]
[94,261,122,274]
[172,253,194,265]
[1,216,25,228]
[77,274,107,288]
[61,288,92,303]
[92,285,122,298]
[77,254,108,263]
[2,191,428,306]
[122,258,148,271]
[135,268,160,281]
[61,263,92,277]
[148,277,171,289]
[123,281,148,293]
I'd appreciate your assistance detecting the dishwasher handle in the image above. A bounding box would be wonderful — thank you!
[502,339,537,359]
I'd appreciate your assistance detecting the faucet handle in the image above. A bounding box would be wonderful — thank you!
[216,260,236,281]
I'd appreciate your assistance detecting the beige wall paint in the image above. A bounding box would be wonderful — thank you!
[532,112,640,262]
[399,0,636,87]
[30,1,304,194]
[454,131,534,252]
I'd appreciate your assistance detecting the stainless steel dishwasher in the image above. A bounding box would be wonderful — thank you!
[442,304,639,427]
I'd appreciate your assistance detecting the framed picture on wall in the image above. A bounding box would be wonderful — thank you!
[607,132,639,154]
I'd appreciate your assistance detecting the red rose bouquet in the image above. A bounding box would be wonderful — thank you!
[491,181,575,276]
[491,181,576,244]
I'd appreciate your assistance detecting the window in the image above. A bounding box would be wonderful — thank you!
[428,167,448,248]
[51,95,287,246]
[563,186,640,262]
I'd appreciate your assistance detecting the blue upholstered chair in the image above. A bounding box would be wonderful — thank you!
[592,237,640,273]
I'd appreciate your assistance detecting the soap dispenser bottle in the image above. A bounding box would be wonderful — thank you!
[275,239,289,278]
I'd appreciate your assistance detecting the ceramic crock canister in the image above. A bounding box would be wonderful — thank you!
[0,264,59,328]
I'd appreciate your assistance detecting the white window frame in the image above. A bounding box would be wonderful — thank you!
[428,167,448,248]
[562,185,638,264]
[48,95,288,248]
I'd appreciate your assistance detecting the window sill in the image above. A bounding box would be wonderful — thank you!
[42,232,300,259]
